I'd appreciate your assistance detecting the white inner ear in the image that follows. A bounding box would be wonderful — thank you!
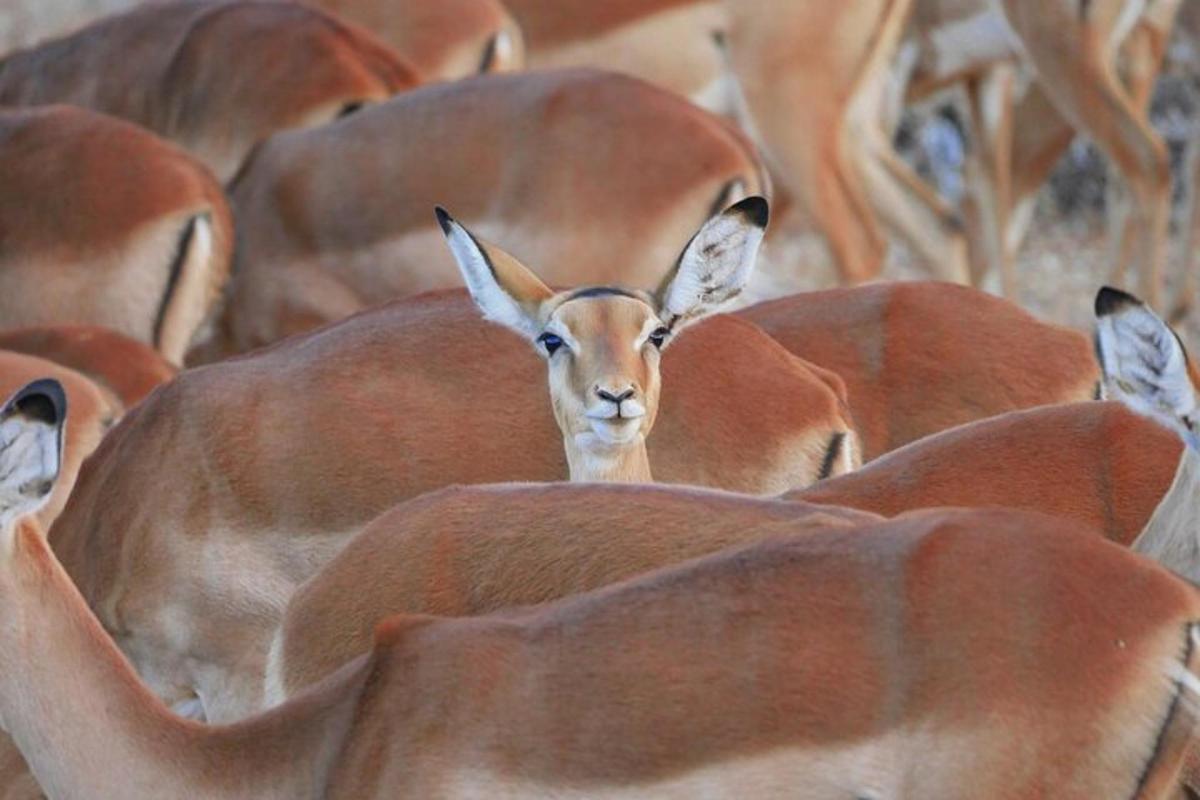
[1097,306,1199,434]
[0,415,59,529]
[660,213,763,323]
[442,221,540,339]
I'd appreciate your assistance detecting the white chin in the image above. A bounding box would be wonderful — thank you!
[583,419,642,447]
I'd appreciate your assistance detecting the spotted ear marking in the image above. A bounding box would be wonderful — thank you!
[656,196,768,330]
[1094,286,1200,447]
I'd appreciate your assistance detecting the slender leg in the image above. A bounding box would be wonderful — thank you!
[1003,0,1172,308]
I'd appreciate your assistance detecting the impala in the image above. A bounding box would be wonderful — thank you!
[0,0,418,182]
[5,383,1200,797]
[500,0,1178,299]
[1093,287,1200,581]
[265,396,1184,709]
[48,292,855,722]
[438,196,768,482]
[504,0,942,285]
[0,106,232,365]
[0,352,116,530]
[737,281,1099,458]
[899,0,1181,303]
[0,326,176,409]
[303,0,523,81]
[221,69,768,355]
[954,1,1181,297]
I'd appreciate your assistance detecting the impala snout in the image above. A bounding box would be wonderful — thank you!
[584,384,646,446]
[588,385,646,420]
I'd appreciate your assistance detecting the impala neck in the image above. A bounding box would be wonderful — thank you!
[1133,445,1200,583]
[0,520,356,800]
[564,436,653,483]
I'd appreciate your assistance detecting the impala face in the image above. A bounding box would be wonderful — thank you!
[437,196,768,481]
[534,288,667,451]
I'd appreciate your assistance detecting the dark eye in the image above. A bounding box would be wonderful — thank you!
[647,327,670,350]
[537,332,564,356]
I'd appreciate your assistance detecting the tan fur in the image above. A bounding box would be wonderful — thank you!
[737,281,1100,459]
[908,0,1180,304]
[0,106,232,365]
[0,326,176,409]
[47,289,853,722]
[0,0,419,182]
[8,495,1200,796]
[221,70,769,355]
[517,293,665,483]
[505,0,917,284]
[305,0,524,81]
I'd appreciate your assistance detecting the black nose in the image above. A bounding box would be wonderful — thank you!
[597,388,635,404]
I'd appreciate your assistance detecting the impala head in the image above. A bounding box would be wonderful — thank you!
[436,197,768,482]
[1094,286,1200,451]
[0,379,64,535]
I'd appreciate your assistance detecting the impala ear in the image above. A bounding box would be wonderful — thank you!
[1095,286,1200,448]
[655,195,768,330]
[0,378,65,531]
[436,206,554,339]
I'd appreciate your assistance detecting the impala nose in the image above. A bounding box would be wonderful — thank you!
[596,387,635,404]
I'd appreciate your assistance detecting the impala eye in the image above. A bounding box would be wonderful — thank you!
[647,327,670,350]
[537,332,564,356]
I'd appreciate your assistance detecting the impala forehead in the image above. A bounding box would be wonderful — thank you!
[544,293,662,348]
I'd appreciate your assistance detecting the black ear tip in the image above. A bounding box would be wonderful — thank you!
[434,206,454,234]
[11,379,65,427]
[1095,286,1143,317]
[729,195,769,228]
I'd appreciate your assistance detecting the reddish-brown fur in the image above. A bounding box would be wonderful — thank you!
[11,502,1200,797]
[797,401,1182,545]
[273,402,1183,701]
[47,289,854,721]
[738,282,1100,458]
[504,0,920,284]
[274,486,880,697]
[0,106,232,365]
[0,0,419,181]
[222,70,769,354]
[306,0,523,80]
[0,326,176,408]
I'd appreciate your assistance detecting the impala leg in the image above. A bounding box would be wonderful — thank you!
[1180,132,1200,320]
[1004,84,1077,261]
[847,59,971,285]
[751,95,887,285]
[1016,25,1171,307]
[960,62,1017,294]
[727,0,917,284]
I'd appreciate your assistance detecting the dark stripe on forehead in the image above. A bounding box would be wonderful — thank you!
[566,286,639,302]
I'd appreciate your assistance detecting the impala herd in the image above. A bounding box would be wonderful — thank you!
[0,0,1199,797]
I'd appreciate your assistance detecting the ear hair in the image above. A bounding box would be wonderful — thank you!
[1094,286,1200,447]
[0,379,66,530]
[656,196,768,330]
[436,207,553,340]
